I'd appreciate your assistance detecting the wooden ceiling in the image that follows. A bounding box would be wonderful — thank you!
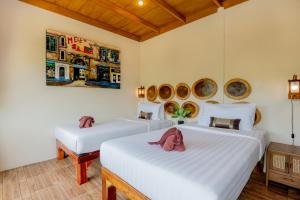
[19,0,248,42]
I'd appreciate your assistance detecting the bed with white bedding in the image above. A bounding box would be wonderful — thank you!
[55,118,174,155]
[55,102,174,185]
[100,124,267,200]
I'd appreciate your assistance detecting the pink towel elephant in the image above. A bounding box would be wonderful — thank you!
[148,127,185,152]
[79,116,95,128]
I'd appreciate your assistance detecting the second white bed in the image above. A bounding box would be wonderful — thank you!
[101,125,267,200]
[55,118,174,155]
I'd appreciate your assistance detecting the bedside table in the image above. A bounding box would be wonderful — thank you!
[266,142,300,189]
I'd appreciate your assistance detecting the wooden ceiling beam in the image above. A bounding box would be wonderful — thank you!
[19,0,141,41]
[94,0,160,33]
[211,0,223,7]
[150,0,186,23]
[222,0,248,8]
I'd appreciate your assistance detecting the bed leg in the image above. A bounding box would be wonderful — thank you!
[102,174,116,200]
[56,142,65,160]
[102,175,107,200]
[108,186,117,200]
[76,163,88,185]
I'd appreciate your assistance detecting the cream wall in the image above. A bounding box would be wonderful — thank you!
[0,0,140,171]
[140,0,300,145]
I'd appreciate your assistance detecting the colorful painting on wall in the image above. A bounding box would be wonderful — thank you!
[46,30,121,89]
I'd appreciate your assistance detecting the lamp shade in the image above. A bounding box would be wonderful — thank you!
[137,86,145,98]
[289,75,300,99]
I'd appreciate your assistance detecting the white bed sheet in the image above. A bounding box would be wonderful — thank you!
[54,118,174,155]
[100,125,267,200]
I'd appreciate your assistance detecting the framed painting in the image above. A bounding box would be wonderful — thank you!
[46,29,121,89]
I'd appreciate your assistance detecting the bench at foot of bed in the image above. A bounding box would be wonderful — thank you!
[56,140,100,185]
[101,167,150,200]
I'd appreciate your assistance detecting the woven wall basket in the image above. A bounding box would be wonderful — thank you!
[206,100,219,104]
[224,78,252,100]
[234,101,262,125]
[164,101,180,115]
[146,85,158,102]
[158,84,175,101]
[182,101,199,118]
[192,78,218,100]
[175,83,191,100]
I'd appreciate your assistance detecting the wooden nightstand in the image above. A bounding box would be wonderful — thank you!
[266,142,300,189]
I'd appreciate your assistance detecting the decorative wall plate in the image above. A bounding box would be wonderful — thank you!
[182,101,199,118]
[146,85,158,102]
[158,84,175,101]
[192,78,218,100]
[206,100,219,104]
[234,101,262,125]
[175,83,191,100]
[164,101,179,115]
[224,79,252,100]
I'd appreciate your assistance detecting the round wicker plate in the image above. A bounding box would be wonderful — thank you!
[192,78,218,100]
[206,100,219,104]
[224,78,252,100]
[146,85,158,102]
[234,101,262,125]
[175,83,191,100]
[158,84,175,101]
[182,101,199,118]
[164,101,180,115]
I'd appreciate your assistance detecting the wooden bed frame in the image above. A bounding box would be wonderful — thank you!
[102,167,149,200]
[56,139,100,185]
[101,161,264,200]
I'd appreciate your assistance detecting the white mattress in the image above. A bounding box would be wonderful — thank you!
[55,118,174,154]
[100,125,267,200]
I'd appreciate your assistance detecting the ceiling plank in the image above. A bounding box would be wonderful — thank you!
[93,0,160,33]
[150,0,186,23]
[19,0,141,41]
[140,6,217,42]
[211,0,222,7]
[223,0,248,8]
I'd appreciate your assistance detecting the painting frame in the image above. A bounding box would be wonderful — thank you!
[46,29,121,89]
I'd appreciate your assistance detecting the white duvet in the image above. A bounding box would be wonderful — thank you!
[100,125,267,200]
[54,118,174,155]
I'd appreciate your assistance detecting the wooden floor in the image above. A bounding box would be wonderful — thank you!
[1,158,300,200]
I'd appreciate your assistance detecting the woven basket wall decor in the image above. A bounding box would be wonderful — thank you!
[175,83,191,100]
[146,85,158,102]
[192,78,218,100]
[158,84,175,101]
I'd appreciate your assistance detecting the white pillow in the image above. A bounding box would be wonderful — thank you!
[198,102,256,131]
[137,102,163,120]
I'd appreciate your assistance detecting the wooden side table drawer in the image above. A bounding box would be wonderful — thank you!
[269,171,300,189]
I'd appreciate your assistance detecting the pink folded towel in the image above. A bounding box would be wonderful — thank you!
[79,116,95,128]
[148,127,185,152]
